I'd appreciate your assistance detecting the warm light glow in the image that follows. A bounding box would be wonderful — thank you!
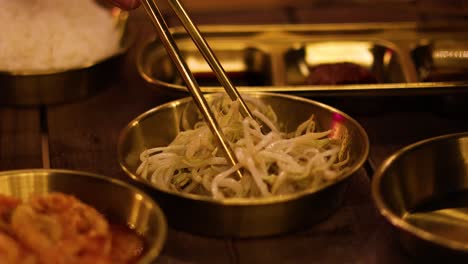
[134,193,143,201]
[383,49,393,66]
[434,50,468,59]
[185,56,244,72]
[305,42,374,66]
[461,138,468,163]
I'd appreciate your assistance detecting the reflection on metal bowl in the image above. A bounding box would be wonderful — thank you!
[118,92,369,237]
[372,132,468,262]
[0,169,167,264]
[0,7,130,106]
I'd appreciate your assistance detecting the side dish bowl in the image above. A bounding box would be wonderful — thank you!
[372,132,468,262]
[0,169,167,263]
[118,92,369,237]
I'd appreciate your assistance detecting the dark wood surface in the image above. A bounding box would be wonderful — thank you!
[1,3,467,263]
[0,108,42,169]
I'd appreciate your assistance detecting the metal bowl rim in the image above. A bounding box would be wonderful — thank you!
[137,36,188,92]
[372,132,468,252]
[0,168,168,264]
[118,92,370,206]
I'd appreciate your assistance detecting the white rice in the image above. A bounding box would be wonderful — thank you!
[0,0,121,72]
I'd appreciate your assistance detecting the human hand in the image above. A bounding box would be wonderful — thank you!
[108,0,140,10]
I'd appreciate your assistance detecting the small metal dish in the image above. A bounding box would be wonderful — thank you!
[118,92,369,237]
[372,132,468,262]
[0,169,167,263]
[0,6,130,106]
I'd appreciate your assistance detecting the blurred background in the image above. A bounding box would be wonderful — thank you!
[152,0,468,24]
[127,0,468,50]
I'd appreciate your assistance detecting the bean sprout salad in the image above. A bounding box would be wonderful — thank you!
[137,95,349,199]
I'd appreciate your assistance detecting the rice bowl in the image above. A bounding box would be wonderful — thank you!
[0,0,130,105]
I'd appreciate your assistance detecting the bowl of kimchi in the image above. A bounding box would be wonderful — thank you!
[0,169,167,263]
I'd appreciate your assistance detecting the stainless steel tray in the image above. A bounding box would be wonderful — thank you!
[138,22,468,97]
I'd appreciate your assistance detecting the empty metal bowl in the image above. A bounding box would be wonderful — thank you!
[372,132,468,261]
[0,169,167,263]
[118,92,369,237]
[0,6,130,106]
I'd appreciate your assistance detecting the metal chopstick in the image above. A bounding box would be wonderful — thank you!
[168,0,254,120]
[140,0,243,178]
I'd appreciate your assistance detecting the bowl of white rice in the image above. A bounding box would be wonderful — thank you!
[0,0,130,105]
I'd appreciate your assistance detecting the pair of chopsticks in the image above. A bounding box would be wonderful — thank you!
[141,0,256,178]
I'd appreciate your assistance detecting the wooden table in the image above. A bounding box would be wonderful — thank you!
[1,3,468,263]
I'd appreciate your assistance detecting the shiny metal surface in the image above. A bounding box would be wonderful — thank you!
[0,169,167,263]
[0,8,130,106]
[118,92,369,237]
[138,23,468,97]
[372,132,468,262]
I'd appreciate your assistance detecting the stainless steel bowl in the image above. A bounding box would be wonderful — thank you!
[118,92,369,237]
[372,132,468,262]
[0,169,167,263]
[0,6,130,106]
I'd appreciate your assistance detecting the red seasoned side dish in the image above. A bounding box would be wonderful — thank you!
[0,193,144,264]
[306,62,378,85]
